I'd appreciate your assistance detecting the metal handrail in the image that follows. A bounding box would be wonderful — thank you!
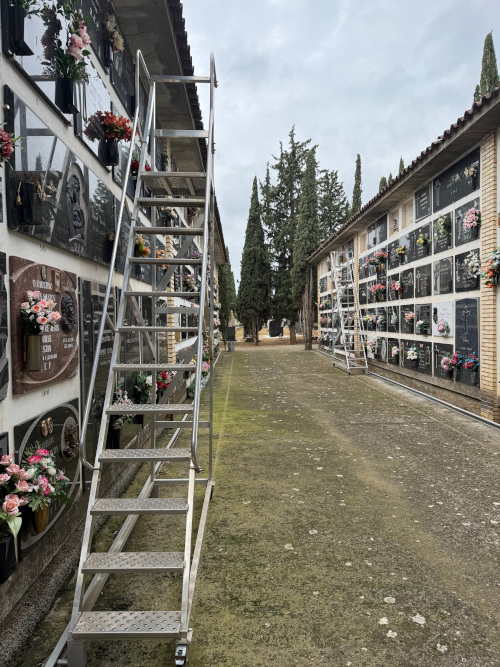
[189,53,215,472]
[78,49,150,474]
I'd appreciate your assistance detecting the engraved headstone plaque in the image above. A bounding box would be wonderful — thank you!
[433,342,454,380]
[415,303,431,335]
[376,215,387,245]
[433,258,453,295]
[376,307,387,333]
[388,304,399,334]
[388,272,400,301]
[432,301,454,338]
[401,268,414,300]
[433,212,453,254]
[455,250,480,292]
[388,239,400,271]
[416,341,432,375]
[415,183,432,221]
[377,336,388,362]
[433,148,480,213]
[455,298,479,386]
[0,253,7,401]
[387,337,400,365]
[414,263,432,298]
[401,305,414,334]
[359,282,367,305]
[415,223,432,260]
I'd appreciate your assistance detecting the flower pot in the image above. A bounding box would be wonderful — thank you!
[452,368,459,382]
[16,182,36,225]
[160,160,168,172]
[132,414,144,425]
[9,4,33,56]
[471,175,477,190]
[98,138,119,167]
[25,334,42,372]
[470,370,478,386]
[106,425,121,449]
[103,41,114,68]
[0,534,16,584]
[33,505,50,534]
[55,77,78,115]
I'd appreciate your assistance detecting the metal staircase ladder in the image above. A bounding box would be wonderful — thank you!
[330,250,368,375]
[44,52,217,667]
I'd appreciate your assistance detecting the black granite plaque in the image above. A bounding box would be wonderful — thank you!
[81,0,108,67]
[455,298,479,385]
[319,276,328,293]
[415,183,432,221]
[347,239,355,257]
[415,263,432,298]
[455,250,480,292]
[387,338,400,365]
[366,308,377,331]
[0,253,7,401]
[359,259,365,280]
[398,232,413,265]
[15,399,80,553]
[111,40,135,117]
[415,224,432,260]
[359,282,367,305]
[433,258,453,295]
[415,303,431,335]
[401,339,418,370]
[455,197,481,247]
[388,305,399,334]
[401,268,414,300]
[376,307,387,333]
[388,272,400,301]
[433,213,452,254]
[433,342,454,380]
[401,305,415,334]
[377,336,388,362]
[388,240,400,270]
[377,215,388,245]
[416,341,432,375]
[367,223,377,249]
[433,148,480,212]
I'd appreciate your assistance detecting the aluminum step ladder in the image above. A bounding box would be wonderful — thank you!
[330,250,368,375]
[44,51,217,667]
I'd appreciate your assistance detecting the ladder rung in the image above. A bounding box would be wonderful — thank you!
[82,552,184,574]
[137,197,205,206]
[156,421,210,429]
[139,171,206,179]
[151,74,211,83]
[153,129,209,139]
[99,448,191,462]
[107,404,193,415]
[124,291,201,298]
[129,257,202,265]
[118,326,198,333]
[90,498,188,516]
[112,363,195,372]
[156,306,200,314]
[72,611,181,639]
[132,226,204,235]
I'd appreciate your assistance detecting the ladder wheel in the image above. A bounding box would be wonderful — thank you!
[174,644,189,666]
[210,481,215,499]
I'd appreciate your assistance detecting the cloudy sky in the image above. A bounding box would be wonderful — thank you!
[182,0,500,285]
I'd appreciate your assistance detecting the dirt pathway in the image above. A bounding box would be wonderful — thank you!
[17,347,500,666]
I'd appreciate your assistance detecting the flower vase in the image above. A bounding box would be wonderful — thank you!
[132,414,144,425]
[106,425,121,449]
[55,77,78,115]
[33,505,50,534]
[160,159,168,172]
[0,534,16,584]
[103,41,114,68]
[98,138,119,167]
[471,175,477,190]
[9,4,33,56]
[470,370,478,386]
[452,368,459,382]
[25,334,42,372]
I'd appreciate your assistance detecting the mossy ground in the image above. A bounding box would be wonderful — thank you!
[15,346,500,666]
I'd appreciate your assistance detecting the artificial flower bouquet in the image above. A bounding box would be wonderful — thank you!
[390,280,402,293]
[19,445,70,511]
[84,111,133,143]
[404,311,415,325]
[437,320,450,335]
[406,345,418,361]
[371,283,386,297]
[41,1,91,82]
[463,251,481,278]
[434,215,451,239]
[416,319,428,332]
[464,165,478,179]
[0,125,21,165]
[395,245,406,256]
[391,345,399,358]
[416,233,430,246]
[463,353,479,371]
[20,291,61,335]
[462,208,481,230]
[134,234,150,258]
[481,247,500,288]
[110,390,134,430]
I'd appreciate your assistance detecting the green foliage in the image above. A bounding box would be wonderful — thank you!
[291,150,320,305]
[318,168,349,242]
[135,372,152,404]
[351,153,362,215]
[388,172,393,185]
[399,157,404,174]
[237,177,272,338]
[473,84,481,103]
[218,248,237,342]
[379,176,387,192]
[479,32,499,98]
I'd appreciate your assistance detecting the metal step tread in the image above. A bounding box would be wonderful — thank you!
[82,551,184,573]
[124,291,201,298]
[107,403,193,414]
[139,171,206,179]
[99,448,191,462]
[137,197,205,206]
[113,363,195,372]
[153,129,209,139]
[129,257,202,265]
[132,226,203,235]
[72,611,181,639]
[90,498,188,515]
[118,326,198,333]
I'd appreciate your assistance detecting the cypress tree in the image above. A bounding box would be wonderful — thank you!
[291,150,320,351]
[473,84,481,103]
[480,32,499,97]
[399,156,404,174]
[318,168,349,242]
[388,172,393,185]
[351,153,362,215]
[237,177,271,344]
[218,247,237,346]
[379,176,387,192]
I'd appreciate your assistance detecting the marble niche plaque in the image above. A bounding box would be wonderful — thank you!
[400,339,417,370]
[376,215,388,245]
[415,224,432,261]
[415,303,432,336]
[377,336,388,362]
[0,253,8,400]
[9,257,78,394]
[367,223,377,250]
[433,212,453,254]
[432,301,454,338]
[433,258,453,295]
[455,298,479,386]
[401,304,414,334]
[415,183,432,221]
[455,250,480,292]
[376,307,387,333]
[387,305,400,334]
[399,232,413,265]
[433,342,454,380]
[414,264,432,298]
[455,197,480,247]
[401,268,414,300]
[15,399,80,553]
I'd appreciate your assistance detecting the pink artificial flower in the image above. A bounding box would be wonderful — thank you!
[0,473,11,484]
[36,449,50,456]
[17,469,30,480]
[66,43,83,61]
[32,291,40,299]
[18,496,28,506]
[31,304,41,313]
[37,475,49,486]
[0,142,13,159]
[79,26,90,46]
[36,316,48,325]
[46,300,55,308]
[48,311,61,322]
[70,32,83,49]
[43,485,51,496]
[57,471,69,481]
[15,480,30,492]
[2,494,20,515]
[38,300,47,308]
[6,463,20,476]
[20,302,30,310]
[27,455,42,464]
[0,454,13,465]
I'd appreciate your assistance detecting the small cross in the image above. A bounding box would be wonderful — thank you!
[462,306,471,335]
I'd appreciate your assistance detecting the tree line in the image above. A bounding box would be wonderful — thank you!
[237,126,362,349]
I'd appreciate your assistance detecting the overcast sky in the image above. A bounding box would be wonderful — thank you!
[182,0,500,285]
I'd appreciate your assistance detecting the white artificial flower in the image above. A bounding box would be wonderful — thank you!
[46,466,57,477]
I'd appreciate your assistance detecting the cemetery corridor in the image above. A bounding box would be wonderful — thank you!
[18,346,500,667]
